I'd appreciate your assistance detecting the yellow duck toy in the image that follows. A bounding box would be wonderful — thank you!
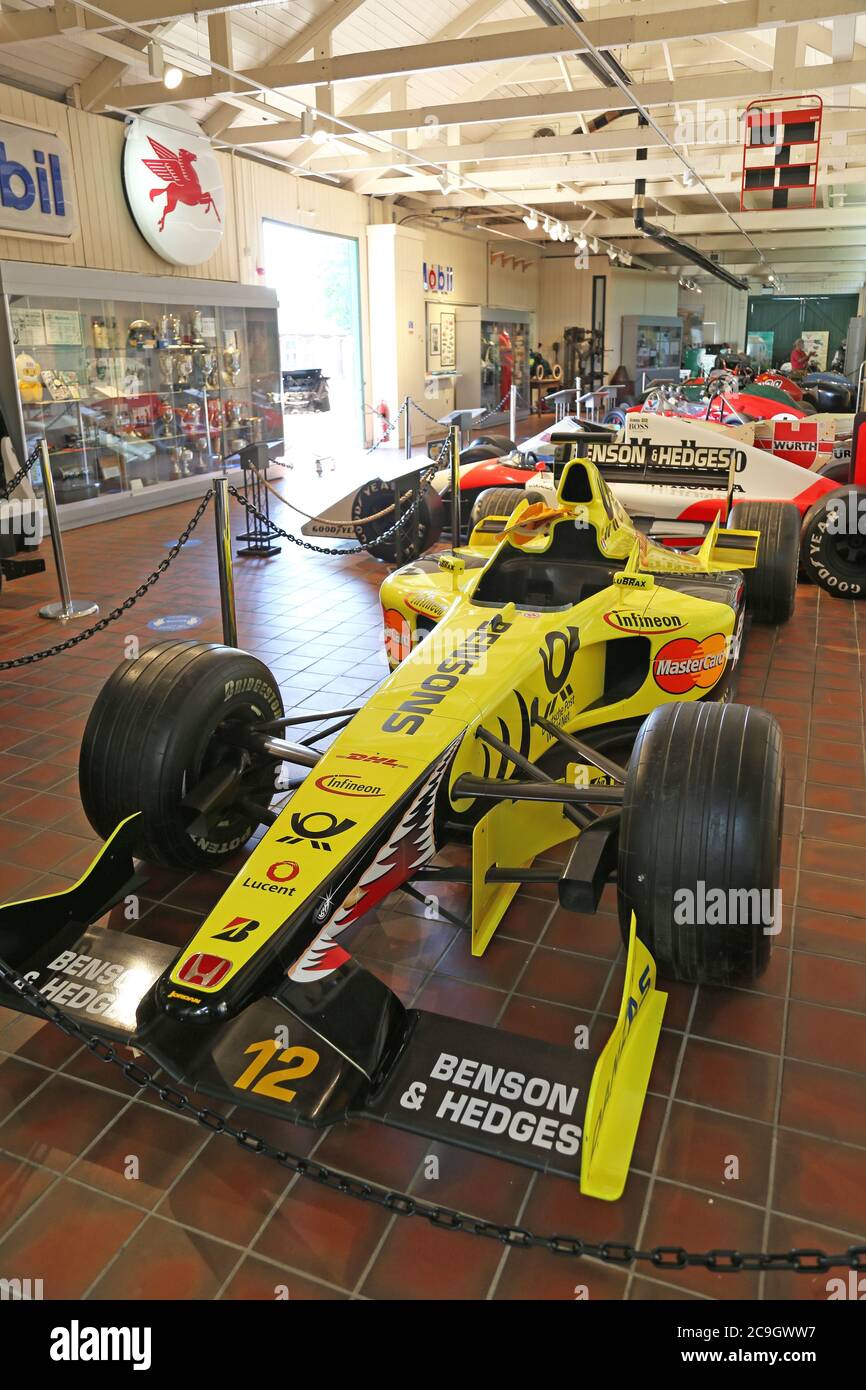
[16,352,43,404]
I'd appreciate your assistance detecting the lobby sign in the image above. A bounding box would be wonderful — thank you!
[0,116,76,239]
[122,105,224,267]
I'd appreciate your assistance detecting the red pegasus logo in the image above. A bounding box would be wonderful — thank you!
[142,136,221,233]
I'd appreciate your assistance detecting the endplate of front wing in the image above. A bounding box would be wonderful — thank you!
[0,830,664,1196]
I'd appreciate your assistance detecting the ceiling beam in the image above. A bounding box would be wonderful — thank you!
[296,107,866,168]
[0,0,249,44]
[203,0,368,140]
[219,55,866,143]
[103,0,866,109]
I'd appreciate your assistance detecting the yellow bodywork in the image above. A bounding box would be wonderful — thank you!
[169,459,753,998]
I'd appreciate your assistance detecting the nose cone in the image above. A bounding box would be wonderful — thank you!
[151,703,464,1023]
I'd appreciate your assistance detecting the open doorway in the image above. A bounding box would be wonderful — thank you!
[262,219,364,468]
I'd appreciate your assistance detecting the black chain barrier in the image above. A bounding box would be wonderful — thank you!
[230,430,451,557]
[3,406,860,1274]
[0,957,861,1276]
[0,439,42,499]
[0,489,213,671]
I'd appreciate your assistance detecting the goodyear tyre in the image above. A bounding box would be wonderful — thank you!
[468,486,546,530]
[800,484,866,600]
[80,641,284,869]
[617,701,783,985]
[729,500,799,623]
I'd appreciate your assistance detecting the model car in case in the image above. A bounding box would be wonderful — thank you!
[0,455,792,1200]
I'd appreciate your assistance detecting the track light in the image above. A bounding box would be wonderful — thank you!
[607,245,617,262]
[543,215,551,235]
[301,108,314,138]
[588,236,598,254]
[523,210,539,231]
[561,224,572,241]
[312,126,330,145]
[163,66,183,90]
[576,235,588,251]
[147,42,164,80]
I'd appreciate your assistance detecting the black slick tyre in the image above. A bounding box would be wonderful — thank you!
[79,640,284,868]
[729,500,799,622]
[617,701,783,985]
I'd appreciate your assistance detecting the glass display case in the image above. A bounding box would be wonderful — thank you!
[0,263,280,516]
[479,314,530,413]
[620,314,683,395]
[454,306,532,421]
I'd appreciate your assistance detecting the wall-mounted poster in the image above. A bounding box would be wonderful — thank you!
[802,330,829,372]
[439,310,456,369]
[429,322,440,357]
[11,308,46,348]
[43,309,83,346]
[747,330,775,367]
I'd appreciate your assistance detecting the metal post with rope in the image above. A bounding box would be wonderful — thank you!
[37,440,99,623]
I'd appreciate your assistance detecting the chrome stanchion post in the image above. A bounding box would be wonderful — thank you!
[404,394,412,461]
[509,383,517,442]
[214,476,238,647]
[449,423,461,548]
[38,440,99,622]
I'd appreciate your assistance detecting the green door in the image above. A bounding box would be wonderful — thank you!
[747,293,859,369]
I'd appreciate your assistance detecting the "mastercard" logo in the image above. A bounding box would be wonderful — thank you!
[652,633,728,694]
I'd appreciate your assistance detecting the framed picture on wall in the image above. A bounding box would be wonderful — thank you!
[440,310,456,369]
[429,322,440,356]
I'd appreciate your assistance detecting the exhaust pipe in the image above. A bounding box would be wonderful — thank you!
[633,117,748,292]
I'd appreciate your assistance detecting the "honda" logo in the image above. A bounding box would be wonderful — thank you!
[177,953,232,988]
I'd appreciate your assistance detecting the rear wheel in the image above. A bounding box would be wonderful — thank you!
[800,484,866,600]
[729,500,799,622]
[80,641,284,868]
[617,702,782,985]
[469,435,516,454]
[468,485,546,531]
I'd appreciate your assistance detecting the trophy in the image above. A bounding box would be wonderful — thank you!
[157,314,181,348]
[196,349,218,389]
[158,351,175,386]
[174,351,194,387]
[222,348,242,385]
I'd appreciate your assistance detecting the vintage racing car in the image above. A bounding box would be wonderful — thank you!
[0,456,790,1199]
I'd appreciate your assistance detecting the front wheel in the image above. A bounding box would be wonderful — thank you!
[617,702,783,985]
[80,641,284,868]
[800,485,866,599]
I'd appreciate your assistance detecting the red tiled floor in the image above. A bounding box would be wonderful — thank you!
[1,469,865,1303]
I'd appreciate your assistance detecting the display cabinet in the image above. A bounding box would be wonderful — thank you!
[620,314,683,395]
[454,306,532,422]
[0,262,280,521]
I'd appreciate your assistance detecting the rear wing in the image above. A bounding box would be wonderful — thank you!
[553,435,745,511]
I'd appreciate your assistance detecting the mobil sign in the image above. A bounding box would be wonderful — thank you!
[0,117,76,239]
[423,262,454,294]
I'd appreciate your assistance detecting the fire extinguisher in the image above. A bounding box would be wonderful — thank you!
[376,400,390,437]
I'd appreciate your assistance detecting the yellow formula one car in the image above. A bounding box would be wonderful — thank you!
[0,455,794,1200]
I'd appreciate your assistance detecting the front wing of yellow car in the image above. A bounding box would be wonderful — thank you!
[0,813,663,1201]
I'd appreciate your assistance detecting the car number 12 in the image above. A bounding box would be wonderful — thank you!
[233,1039,320,1101]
